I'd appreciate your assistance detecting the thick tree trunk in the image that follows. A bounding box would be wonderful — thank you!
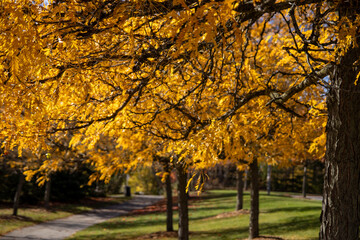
[266,164,271,195]
[236,170,244,210]
[319,41,360,239]
[13,173,24,216]
[165,170,174,232]
[302,160,307,198]
[44,177,51,209]
[249,158,259,239]
[177,165,189,240]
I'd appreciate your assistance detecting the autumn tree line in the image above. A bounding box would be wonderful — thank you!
[0,154,324,204]
[0,146,324,239]
[1,0,360,239]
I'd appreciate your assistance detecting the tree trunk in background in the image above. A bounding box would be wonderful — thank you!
[302,160,307,198]
[165,169,174,232]
[177,164,189,240]
[13,173,24,216]
[44,177,51,209]
[244,168,248,191]
[236,170,244,210]
[249,158,259,239]
[320,15,360,238]
[266,164,271,195]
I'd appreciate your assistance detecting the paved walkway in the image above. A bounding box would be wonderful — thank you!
[0,195,163,240]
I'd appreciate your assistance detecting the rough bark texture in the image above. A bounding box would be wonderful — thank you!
[13,173,24,216]
[177,165,189,240]
[44,178,51,209]
[165,170,174,232]
[249,158,259,239]
[236,170,244,210]
[266,164,271,195]
[302,161,307,198]
[320,26,360,239]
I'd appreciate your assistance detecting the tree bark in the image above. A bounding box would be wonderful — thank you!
[249,158,259,239]
[177,164,189,240]
[236,170,244,210]
[165,169,174,232]
[13,173,24,216]
[44,177,51,209]
[320,8,360,237]
[266,164,271,195]
[302,160,307,198]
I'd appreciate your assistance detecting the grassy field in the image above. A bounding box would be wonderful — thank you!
[0,195,129,235]
[67,190,321,240]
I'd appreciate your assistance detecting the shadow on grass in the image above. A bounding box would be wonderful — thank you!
[69,191,320,240]
[0,214,41,223]
[261,193,296,199]
[191,227,283,239]
[89,208,319,238]
[261,214,319,239]
[265,206,321,214]
[196,191,238,200]
[91,215,167,230]
[69,205,319,239]
[71,226,251,240]
[191,226,249,236]
[189,214,318,240]
[188,205,234,212]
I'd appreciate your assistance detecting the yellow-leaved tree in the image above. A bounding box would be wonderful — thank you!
[1,1,359,240]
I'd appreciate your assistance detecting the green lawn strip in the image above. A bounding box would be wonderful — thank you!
[0,195,130,235]
[67,190,321,240]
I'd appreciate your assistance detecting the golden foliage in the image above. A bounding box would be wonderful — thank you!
[0,0,346,182]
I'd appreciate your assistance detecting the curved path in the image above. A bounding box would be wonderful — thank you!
[0,195,163,240]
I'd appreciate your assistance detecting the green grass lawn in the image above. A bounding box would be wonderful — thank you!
[67,190,321,240]
[0,195,129,236]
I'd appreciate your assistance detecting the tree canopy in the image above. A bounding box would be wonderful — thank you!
[1,0,360,239]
